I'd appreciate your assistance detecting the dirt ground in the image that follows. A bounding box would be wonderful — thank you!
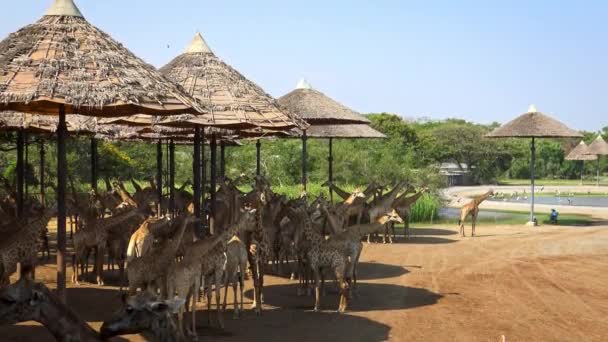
[1,221,608,342]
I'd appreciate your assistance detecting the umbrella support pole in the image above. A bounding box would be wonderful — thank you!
[56,105,67,302]
[90,138,97,192]
[256,140,261,176]
[302,133,308,193]
[597,158,601,187]
[201,129,207,232]
[328,138,333,203]
[193,128,202,232]
[220,142,226,178]
[169,139,176,218]
[527,137,537,226]
[16,129,24,217]
[39,140,45,206]
[210,134,217,234]
[156,140,163,218]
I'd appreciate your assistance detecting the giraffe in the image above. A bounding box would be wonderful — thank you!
[458,189,495,237]
[166,226,233,338]
[328,208,403,296]
[367,182,405,243]
[127,215,197,295]
[286,206,350,312]
[320,204,347,235]
[0,268,103,342]
[126,216,171,265]
[0,204,57,285]
[223,236,248,319]
[194,208,257,328]
[389,186,428,242]
[112,180,139,208]
[72,207,147,286]
[101,291,186,342]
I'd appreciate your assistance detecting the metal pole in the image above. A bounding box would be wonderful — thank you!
[39,140,45,206]
[156,139,163,217]
[530,137,536,225]
[597,157,601,187]
[56,105,67,302]
[16,129,24,217]
[169,139,176,217]
[328,137,334,202]
[210,134,217,234]
[256,140,261,176]
[24,133,29,200]
[302,132,308,192]
[193,128,202,224]
[90,138,98,192]
[201,128,207,231]
[220,141,226,178]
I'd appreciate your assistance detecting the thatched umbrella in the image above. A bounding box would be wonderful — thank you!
[585,135,608,186]
[158,32,306,232]
[278,79,385,199]
[487,105,582,225]
[565,141,597,184]
[0,0,202,300]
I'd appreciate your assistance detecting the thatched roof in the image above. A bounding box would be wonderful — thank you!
[299,124,385,139]
[157,33,307,130]
[0,111,122,137]
[486,105,582,139]
[586,135,608,155]
[277,80,370,125]
[0,0,202,117]
[565,141,597,161]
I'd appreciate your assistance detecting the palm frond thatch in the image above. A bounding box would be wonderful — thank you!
[278,82,369,125]
[486,108,582,138]
[586,135,608,156]
[159,33,307,131]
[0,3,201,117]
[565,141,597,161]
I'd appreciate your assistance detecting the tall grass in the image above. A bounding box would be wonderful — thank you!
[409,193,441,222]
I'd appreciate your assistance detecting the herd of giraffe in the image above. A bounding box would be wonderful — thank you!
[0,173,478,341]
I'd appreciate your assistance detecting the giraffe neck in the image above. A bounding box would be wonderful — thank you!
[328,183,352,200]
[37,289,101,342]
[300,211,323,246]
[97,209,138,230]
[473,192,493,206]
[143,314,181,342]
[350,222,386,240]
[397,190,426,207]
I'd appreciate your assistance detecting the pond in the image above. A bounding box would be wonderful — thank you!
[488,196,608,208]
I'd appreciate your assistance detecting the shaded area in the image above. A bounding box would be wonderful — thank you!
[245,283,442,312]
[0,324,129,342]
[355,262,409,280]
[206,308,391,342]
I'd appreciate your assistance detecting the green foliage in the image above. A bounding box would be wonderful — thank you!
[409,194,441,222]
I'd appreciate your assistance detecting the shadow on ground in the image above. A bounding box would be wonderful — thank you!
[194,307,392,342]
[0,324,129,342]
[245,282,442,313]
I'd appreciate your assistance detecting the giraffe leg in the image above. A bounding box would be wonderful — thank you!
[206,276,212,326]
[96,246,105,286]
[239,268,245,316]
[215,271,224,329]
[313,268,321,312]
[223,272,229,312]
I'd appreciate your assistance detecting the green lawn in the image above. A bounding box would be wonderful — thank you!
[410,209,594,227]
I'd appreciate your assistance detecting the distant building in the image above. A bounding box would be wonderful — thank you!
[440,162,474,186]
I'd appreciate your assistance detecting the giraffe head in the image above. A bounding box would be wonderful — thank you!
[100,291,184,339]
[0,269,53,325]
[376,209,404,225]
[352,187,366,199]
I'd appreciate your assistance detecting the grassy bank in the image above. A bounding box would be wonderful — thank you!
[498,178,606,186]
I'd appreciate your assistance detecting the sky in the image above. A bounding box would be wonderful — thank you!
[1,0,607,131]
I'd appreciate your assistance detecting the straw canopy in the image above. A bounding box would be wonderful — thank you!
[486,105,582,138]
[566,141,597,161]
[586,135,608,155]
[0,111,123,137]
[158,32,307,130]
[0,0,202,117]
[278,80,370,125]
[305,124,386,139]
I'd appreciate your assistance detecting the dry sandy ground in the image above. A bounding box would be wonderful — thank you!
[1,222,607,342]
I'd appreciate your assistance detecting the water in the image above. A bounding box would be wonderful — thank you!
[488,196,608,208]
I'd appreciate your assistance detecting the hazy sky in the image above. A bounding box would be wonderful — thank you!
[2,1,607,131]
